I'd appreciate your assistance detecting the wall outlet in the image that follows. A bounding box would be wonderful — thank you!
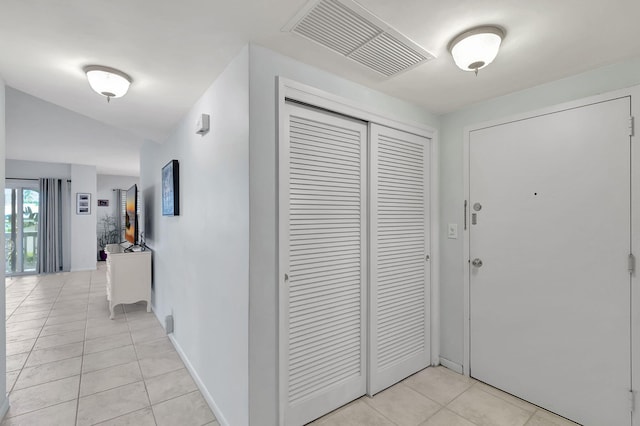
[165,314,174,334]
[447,223,458,239]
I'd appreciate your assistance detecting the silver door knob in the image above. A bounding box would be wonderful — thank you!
[472,258,483,267]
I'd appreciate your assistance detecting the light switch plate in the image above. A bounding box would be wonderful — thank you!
[447,223,458,239]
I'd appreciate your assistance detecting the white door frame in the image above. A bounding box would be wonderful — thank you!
[277,77,440,425]
[462,85,640,424]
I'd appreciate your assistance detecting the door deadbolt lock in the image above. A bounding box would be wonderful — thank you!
[472,258,483,267]
[473,203,482,211]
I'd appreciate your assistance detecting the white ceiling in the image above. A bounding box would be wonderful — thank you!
[2,0,640,174]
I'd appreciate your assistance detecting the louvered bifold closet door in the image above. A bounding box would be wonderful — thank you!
[280,102,367,426]
[368,124,430,395]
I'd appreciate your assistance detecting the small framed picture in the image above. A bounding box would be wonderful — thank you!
[76,193,91,215]
[98,199,109,207]
[162,160,180,216]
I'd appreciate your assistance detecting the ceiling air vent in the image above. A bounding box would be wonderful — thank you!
[284,0,435,77]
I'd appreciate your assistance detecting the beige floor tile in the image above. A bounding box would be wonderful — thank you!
[315,400,394,426]
[88,303,123,317]
[45,311,88,325]
[39,319,86,337]
[124,308,154,321]
[138,350,184,379]
[525,409,581,426]
[448,386,534,426]
[76,381,150,426]
[80,361,143,396]
[404,366,474,405]
[130,324,166,344]
[6,318,46,332]
[53,301,88,311]
[94,407,156,426]
[6,338,35,356]
[7,376,80,418]
[85,331,133,355]
[419,408,476,426]
[2,400,77,426]
[363,382,441,426]
[473,382,536,413]
[7,352,29,372]
[6,370,19,393]
[127,316,161,331]
[15,356,82,390]
[82,345,138,373]
[88,314,126,324]
[57,291,90,299]
[7,311,48,324]
[33,329,85,350]
[152,391,215,426]
[7,327,41,343]
[49,307,88,318]
[134,337,174,359]
[145,368,198,404]
[12,304,53,314]
[19,300,53,308]
[86,321,130,340]
[25,342,83,367]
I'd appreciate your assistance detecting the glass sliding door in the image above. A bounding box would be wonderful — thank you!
[5,181,39,275]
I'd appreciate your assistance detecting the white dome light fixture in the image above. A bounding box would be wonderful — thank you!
[84,65,132,102]
[448,26,505,75]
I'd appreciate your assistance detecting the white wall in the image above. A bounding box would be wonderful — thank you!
[140,46,250,426]
[0,75,8,417]
[247,44,440,426]
[6,88,145,176]
[438,56,640,368]
[96,174,139,220]
[70,164,97,271]
[6,159,70,180]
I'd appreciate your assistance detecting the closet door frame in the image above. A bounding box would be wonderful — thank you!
[277,77,440,425]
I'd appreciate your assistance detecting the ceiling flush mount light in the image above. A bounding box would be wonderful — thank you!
[84,65,132,102]
[448,26,505,75]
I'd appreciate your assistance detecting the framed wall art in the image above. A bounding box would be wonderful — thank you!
[162,160,180,216]
[77,193,91,215]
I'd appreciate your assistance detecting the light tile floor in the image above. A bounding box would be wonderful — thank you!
[2,264,217,426]
[310,367,580,426]
[2,266,579,426]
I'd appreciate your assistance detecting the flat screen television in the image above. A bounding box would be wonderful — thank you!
[125,184,138,245]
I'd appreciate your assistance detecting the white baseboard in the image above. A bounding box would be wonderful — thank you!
[439,357,463,374]
[0,394,10,422]
[168,334,229,426]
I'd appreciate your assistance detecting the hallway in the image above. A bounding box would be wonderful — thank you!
[3,265,217,425]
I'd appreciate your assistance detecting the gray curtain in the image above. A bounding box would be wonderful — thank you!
[38,178,71,273]
[115,189,126,242]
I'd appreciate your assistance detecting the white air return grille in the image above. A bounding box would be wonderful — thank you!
[285,0,435,77]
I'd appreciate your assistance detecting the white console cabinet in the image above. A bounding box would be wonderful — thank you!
[105,244,152,319]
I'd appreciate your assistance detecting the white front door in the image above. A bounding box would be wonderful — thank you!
[469,97,631,425]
